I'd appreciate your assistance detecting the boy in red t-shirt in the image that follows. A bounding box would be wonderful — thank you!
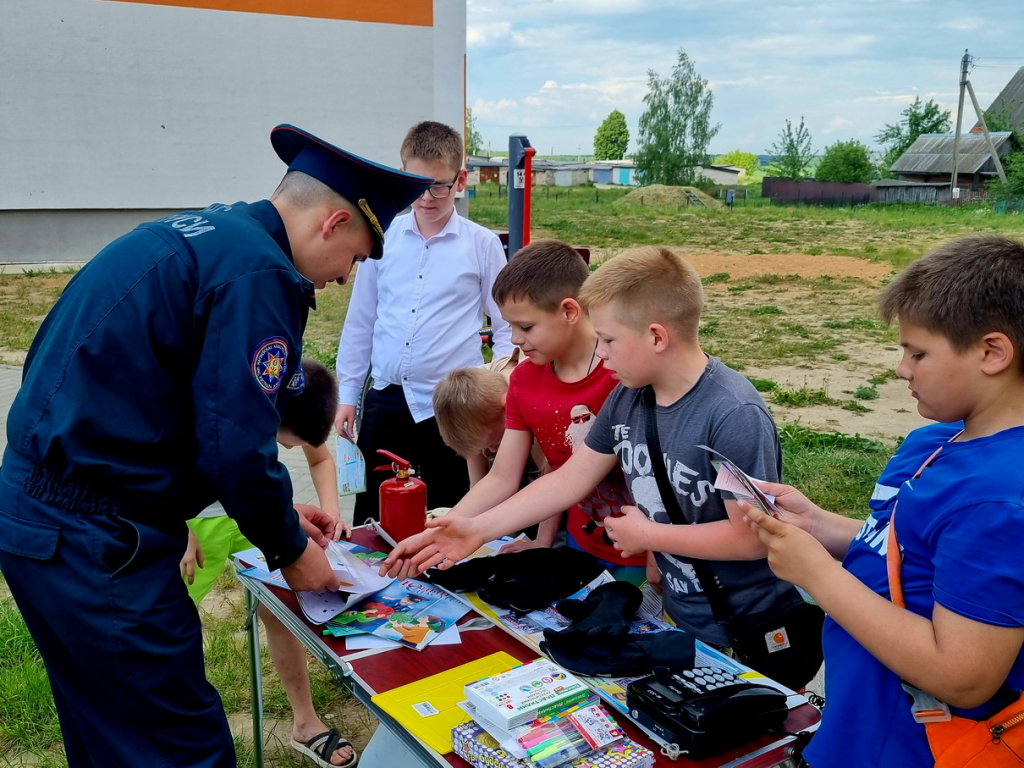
[422,239,647,584]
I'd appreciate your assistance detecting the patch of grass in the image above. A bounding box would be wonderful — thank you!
[727,282,756,292]
[843,400,873,413]
[748,273,803,285]
[832,353,850,361]
[747,377,778,392]
[772,383,839,407]
[747,304,784,316]
[701,272,730,285]
[779,423,892,517]
[0,597,63,755]
[853,385,880,400]
[868,369,898,386]
[822,318,879,330]
[807,246,823,255]
[699,319,720,337]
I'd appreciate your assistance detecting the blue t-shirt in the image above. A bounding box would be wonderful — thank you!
[806,423,1024,768]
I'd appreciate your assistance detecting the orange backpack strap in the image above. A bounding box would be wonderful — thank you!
[886,508,905,609]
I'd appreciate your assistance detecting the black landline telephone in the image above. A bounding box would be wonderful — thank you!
[626,667,789,759]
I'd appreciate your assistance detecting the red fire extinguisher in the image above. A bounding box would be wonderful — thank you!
[375,449,427,543]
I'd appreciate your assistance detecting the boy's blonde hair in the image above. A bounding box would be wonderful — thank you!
[880,235,1024,368]
[433,367,508,457]
[491,239,590,311]
[400,121,463,175]
[579,246,704,339]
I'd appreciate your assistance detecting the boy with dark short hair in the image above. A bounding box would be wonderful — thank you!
[743,235,1024,767]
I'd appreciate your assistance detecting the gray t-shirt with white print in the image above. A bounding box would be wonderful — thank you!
[585,356,802,646]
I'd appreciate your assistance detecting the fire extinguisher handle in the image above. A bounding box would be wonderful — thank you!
[376,449,411,469]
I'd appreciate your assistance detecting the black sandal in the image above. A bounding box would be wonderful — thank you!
[292,728,358,768]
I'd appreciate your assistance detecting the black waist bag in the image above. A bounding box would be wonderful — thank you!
[423,547,604,613]
[727,601,825,691]
[641,385,823,691]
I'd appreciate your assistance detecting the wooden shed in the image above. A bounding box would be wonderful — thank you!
[890,131,1015,187]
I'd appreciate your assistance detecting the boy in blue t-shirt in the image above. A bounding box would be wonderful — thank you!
[743,236,1024,768]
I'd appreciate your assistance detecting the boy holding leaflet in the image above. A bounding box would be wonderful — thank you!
[384,247,811,678]
[742,236,1024,768]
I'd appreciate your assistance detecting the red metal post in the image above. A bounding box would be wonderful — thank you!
[523,146,536,246]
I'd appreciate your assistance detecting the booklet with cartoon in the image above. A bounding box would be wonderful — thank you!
[326,578,471,650]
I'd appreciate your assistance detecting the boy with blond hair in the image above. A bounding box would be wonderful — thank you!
[384,246,819,685]
[393,240,654,583]
[335,121,512,521]
[743,236,1024,767]
[434,363,515,486]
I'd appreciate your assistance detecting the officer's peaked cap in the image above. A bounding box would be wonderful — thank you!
[271,124,433,260]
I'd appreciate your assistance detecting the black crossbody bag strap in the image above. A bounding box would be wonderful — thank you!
[641,385,735,632]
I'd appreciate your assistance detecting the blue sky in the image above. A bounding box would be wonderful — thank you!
[466,0,1024,157]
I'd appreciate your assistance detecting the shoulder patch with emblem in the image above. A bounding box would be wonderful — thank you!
[251,337,289,394]
[286,366,305,392]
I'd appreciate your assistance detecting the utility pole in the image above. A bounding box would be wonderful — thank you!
[950,50,968,196]
[951,49,1007,196]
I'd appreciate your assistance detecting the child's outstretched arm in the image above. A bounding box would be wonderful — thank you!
[744,505,1024,708]
[446,428,535,518]
[754,480,863,557]
[302,443,350,539]
[380,445,617,578]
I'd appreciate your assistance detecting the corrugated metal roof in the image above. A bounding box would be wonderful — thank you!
[889,131,1014,175]
[873,179,951,187]
[975,67,1024,134]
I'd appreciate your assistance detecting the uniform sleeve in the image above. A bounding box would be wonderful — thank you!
[932,502,1024,627]
[336,260,379,406]
[192,270,308,570]
[480,234,513,357]
[708,404,781,498]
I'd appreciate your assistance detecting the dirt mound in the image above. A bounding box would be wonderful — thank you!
[615,184,723,209]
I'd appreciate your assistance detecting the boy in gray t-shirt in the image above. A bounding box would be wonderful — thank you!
[381,246,804,648]
[585,356,800,644]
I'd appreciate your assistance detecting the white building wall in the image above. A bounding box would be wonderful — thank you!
[0,0,465,261]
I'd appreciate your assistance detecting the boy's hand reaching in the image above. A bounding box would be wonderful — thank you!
[741,502,835,589]
[603,505,653,558]
[379,516,486,579]
[180,527,204,585]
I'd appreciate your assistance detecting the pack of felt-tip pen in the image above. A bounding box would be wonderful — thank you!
[518,703,624,767]
[465,659,590,729]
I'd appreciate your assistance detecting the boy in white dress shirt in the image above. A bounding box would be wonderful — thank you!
[334,121,513,522]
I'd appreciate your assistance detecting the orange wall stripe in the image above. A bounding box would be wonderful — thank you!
[99,0,433,27]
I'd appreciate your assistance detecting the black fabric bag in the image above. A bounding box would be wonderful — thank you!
[422,547,605,613]
[641,385,824,691]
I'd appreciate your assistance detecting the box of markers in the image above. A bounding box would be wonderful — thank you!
[452,721,654,768]
[465,659,590,729]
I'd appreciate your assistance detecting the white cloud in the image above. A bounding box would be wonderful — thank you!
[467,21,512,46]
[939,16,983,30]
[822,116,854,135]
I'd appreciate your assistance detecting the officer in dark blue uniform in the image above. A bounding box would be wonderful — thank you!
[0,124,432,768]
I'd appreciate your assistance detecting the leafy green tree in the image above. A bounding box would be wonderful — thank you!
[766,118,814,179]
[465,107,484,156]
[593,110,630,160]
[713,149,760,176]
[875,98,951,177]
[815,139,874,183]
[634,48,720,186]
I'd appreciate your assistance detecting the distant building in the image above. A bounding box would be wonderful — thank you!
[889,131,1015,188]
[694,165,743,185]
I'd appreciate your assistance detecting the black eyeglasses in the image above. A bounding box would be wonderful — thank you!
[425,177,459,199]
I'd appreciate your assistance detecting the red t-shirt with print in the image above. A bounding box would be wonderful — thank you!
[504,359,645,566]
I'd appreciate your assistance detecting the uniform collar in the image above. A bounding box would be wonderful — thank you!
[249,200,316,310]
